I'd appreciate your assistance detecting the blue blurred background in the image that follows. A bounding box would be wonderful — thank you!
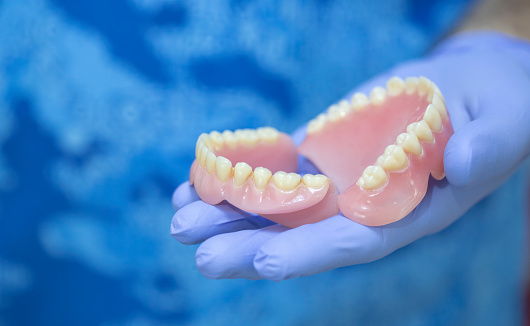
[1,0,529,325]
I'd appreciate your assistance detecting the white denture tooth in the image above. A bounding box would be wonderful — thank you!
[432,84,446,104]
[307,114,327,134]
[386,76,405,96]
[209,131,224,150]
[302,174,328,188]
[423,104,442,132]
[351,92,369,112]
[253,167,273,190]
[257,127,279,143]
[404,77,418,94]
[206,151,216,174]
[233,162,252,186]
[432,94,448,120]
[222,130,238,149]
[327,100,351,122]
[235,129,259,146]
[406,120,434,142]
[273,171,301,191]
[199,133,213,150]
[370,86,386,105]
[215,156,232,182]
[375,155,385,166]
[195,139,202,159]
[396,133,422,155]
[357,165,388,190]
[418,76,431,97]
[381,145,408,171]
[199,145,208,167]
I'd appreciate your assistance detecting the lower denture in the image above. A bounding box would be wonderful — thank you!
[189,76,453,227]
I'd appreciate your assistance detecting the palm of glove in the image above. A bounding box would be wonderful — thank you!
[171,33,530,281]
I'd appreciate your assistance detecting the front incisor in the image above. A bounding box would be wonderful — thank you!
[351,92,369,111]
[370,86,386,105]
[386,77,405,96]
[273,171,301,191]
[254,167,273,189]
[404,77,418,94]
[215,156,232,182]
[233,162,252,186]
[357,165,388,190]
[417,76,431,97]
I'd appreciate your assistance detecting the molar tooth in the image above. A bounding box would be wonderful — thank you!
[357,165,388,190]
[302,174,328,188]
[233,162,252,186]
[273,171,301,191]
[256,127,279,143]
[423,104,442,132]
[380,145,408,171]
[418,76,431,97]
[350,92,369,112]
[396,133,422,155]
[404,77,418,94]
[406,120,434,142]
[235,129,259,146]
[215,156,232,182]
[206,152,216,174]
[386,76,405,96]
[199,145,208,167]
[253,167,272,190]
[222,130,238,149]
[307,114,327,134]
[209,131,224,150]
[432,94,448,120]
[369,86,386,105]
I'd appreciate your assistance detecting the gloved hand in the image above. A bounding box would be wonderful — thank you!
[171,32,530,281]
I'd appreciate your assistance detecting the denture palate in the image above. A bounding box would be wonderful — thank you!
[300,76,452,226]
[190,76,452,228]
[189,127,341,228]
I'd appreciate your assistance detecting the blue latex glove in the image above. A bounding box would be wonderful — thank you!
[171,32,530,281]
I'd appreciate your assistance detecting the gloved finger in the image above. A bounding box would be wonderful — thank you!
[196,225,288,280]
[253,215,386,281]
[171,201,275,245]
[444,114,530,188]
[172,181,200,211]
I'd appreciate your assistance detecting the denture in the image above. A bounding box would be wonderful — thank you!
[189,76,453,227]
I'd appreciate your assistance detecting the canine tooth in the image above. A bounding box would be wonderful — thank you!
[386,76,405,96]
[418,76,431,97]
[222,130,238,149]
[351,92,369,112]
[215,156,232,182]
[406,120,434,142]
[302,174,328,188]
[432,94,448,120]
[357,165,388,190]
[380,145,408,171]
[404,77,418,94]
[233,162,252,186]
[432,83,446,104]
[199,146,208,167]
[257,127,279,143]
[327,100,350,122]
[370,86,386,105]
[273,171,301,191]
[253,167,272,190]
[235,129,259,146]
[209,131,224,150]
[423,104,442,132]
[307,114,327,134]
[206,152,216,174]
[396,133,422,155]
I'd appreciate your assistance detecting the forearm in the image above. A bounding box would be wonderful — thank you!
[456,0,530,40]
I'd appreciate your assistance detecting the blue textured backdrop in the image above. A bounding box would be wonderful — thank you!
[1,0,528,325]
